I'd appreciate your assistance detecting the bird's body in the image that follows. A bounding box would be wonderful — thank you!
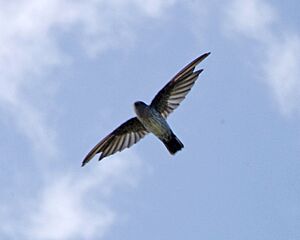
[134,101,184,154]
[134,101,171,139]
[82,52,210,166]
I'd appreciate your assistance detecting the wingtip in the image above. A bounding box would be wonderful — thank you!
[203,52,211,58]
[81,153,103,167]
[81,159,88,167]
[81,153,94,167]
[195,52,211,65]
[98,153,105,161]
[195,69,204,75]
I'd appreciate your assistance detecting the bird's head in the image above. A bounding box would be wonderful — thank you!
[134,101,147,115]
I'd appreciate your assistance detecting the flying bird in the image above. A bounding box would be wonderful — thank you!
[82,52,210,166]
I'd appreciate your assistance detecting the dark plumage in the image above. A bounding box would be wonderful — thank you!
[82,52,210,166]
[161,133,184,155]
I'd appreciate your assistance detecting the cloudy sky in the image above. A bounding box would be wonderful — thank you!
[1,0,299,239]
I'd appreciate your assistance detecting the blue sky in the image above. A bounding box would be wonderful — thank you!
[0,0,300,239]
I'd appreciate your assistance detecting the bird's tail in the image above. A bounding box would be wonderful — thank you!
[162,133,184,155]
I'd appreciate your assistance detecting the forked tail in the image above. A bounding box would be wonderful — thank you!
[162,133,184,155]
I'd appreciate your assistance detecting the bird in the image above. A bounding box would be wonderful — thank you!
[82,52,210,167]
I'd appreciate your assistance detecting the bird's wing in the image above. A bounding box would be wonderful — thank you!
[150,52,210,118]
[82,117,148,166]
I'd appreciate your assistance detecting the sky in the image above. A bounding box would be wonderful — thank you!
[0,0,299,239]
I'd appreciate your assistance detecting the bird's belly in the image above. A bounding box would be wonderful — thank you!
[144,118,169,136]
[137,111,171,139]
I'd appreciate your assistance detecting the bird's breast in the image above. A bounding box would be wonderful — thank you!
[135,106,171,138]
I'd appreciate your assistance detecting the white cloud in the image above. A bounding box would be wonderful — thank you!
[0,0,170,239]
[225,0,300,117]
[0,152,143,239]
[225,0,276,41]
[27,154,142,240]
[0,0,176,157]
[263,35,300,116]
[28,178,114,240]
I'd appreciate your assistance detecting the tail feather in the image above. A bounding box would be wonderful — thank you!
[162,133,184,155]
